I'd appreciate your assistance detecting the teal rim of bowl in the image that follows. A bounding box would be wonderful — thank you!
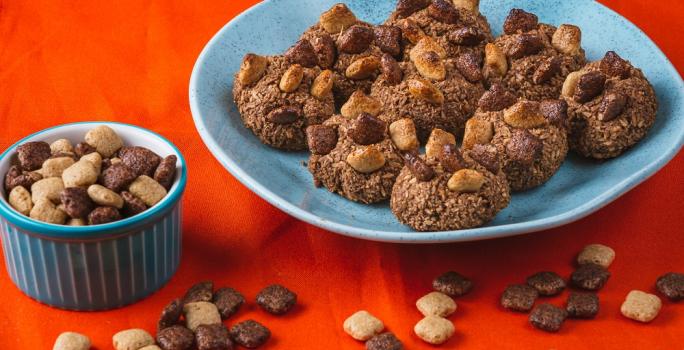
[0,121,187,239]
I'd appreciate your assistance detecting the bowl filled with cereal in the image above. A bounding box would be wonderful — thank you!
[0,122,187,310]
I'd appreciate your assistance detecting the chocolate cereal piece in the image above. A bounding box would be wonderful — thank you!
[432,271,473,297]
[656,272,684,301]
[87,206,121,225]
[60,187,95,219]
[101,163,138,192]
[349,113,387,146]
[373,26,402,57]
[158,298,184,331]
[154,155,178,190]
[121,191,147,217]
[503,9,538,35]
[501,284,538,312]
[566,292,599,319]
[196,324,233,350]
[184,281,214,304]
[526,271,566,296]
[74,142,97,158]
[256,284,297,315]
[573,71,606,103]
[571,263,610,291]
[338,25,374,54]
[213,287,245,319]
[529,303,567,332]
[366,332,403,350]
[478,84,517,112]
[306,125,338,155]
[285,39,318,68]
[402,152,435,182]
[16,141,52,171]
[467,144,500,174]
[506,129,543,166]
[4,165,42,192]
[156,325,195,350]
[119,146,162,177]
[229,320,271,349]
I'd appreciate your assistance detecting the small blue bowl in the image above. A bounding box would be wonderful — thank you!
[0,122,187,310]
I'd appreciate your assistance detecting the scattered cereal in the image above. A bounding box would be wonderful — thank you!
[414,315,454,345]
[195,323,233,350]
[17,141,52,171]
[501,284,538,312]
[365,332,403,350]
[183,301,222,332]
[40,157,76,178]
[62,160,99,188]
[432,271,473,297]
[571,263,610,291]
[156,325,194,350]
[112,329,155,350]
[416,291,457,317]
[655,272,684,301]
[53,331,91,350]
[50,139,74,154]
[343,310,385,341]
[213,287,245,319]
[229,320,271,348]
[577,244,615,268]
[526,271,566,296]
[256,284,297,315]
[60,187,95,219]
[529,303,567,332]
[566,292,599,319]
[30,198,67,225]
[620,290,662,323]
[184,281,214,303]
[88,206,121,225]
[158,298,183,331]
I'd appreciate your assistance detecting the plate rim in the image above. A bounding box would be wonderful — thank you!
[188,0,684,243]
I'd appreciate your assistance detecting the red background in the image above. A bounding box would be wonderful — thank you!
[0,0,683,348]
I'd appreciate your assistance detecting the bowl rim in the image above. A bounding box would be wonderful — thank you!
[0,121,188,239]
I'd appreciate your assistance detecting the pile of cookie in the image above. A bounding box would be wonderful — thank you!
[3,125,177,226]
[232,0,658,232]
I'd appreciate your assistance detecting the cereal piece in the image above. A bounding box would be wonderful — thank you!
[140,346,162,350]
[529,303,567,332]
[119,146,162,177]
[88,207,121,225]
[365,332,403,350]
[440,144,466,173]
[402,153,435,182]
[67,218,86,226]
[503,101,546,129]
[17,141,52,171]
[74,142,96,158]
[183,301,221,332]
[32,177,65,204]
[346,56,381,80]
[455,52,483,83]
[41,157,76,178]
[388,118,419,152]
[573,71,606,103]
[53,331,91,350]
[229,320,271,348]
[425,129,455,159]
[533,56,561,85]
[526,271,566,296]
[478,84,519,113]
[346,146,386,174]
[158,298,183,331]
[428,0,459,24]
[416,291,457,317]
[469,144,500,173]
[284,40,317,68]
[267,106,301,124]
[50,139,74,154]
[87,185,124,209]
[319,3,357,33]
[410,37,446,61]
[374,26,402,57]
[195,324,233,350]
[507,34,543,59]
[128,175,168,207]
[306,125,338,155]
[213,287,245,319]
[62,160,99,188]
[539,99,568,128]
[503,8,538,35]
[341,90,382,119]
[414,51,446,81]
[237,53,269,86]
[599,51,631,79]
[449,26,485,46]
[407,78,444,105]
[279,64,304,92]
[656,272,684,301]
[80,152,103,174]
[432,271,473,297]
[343,310,384,341]
[255,284,297,315]
[85,125,123,158]
[60,187,95,219]
[310,34,336,69]
[338,25,374,54]
[484,43,508,77]
[156,325,194,350]
[4,165,42,192]
[348,114,387,146]
[121,191,147,217]
[501,284,538,312]
[462,118,493,150]
[566,292,599,319]
[112,329,155,350]
[620,290,662,323]
[452,0,479,14]
[101,163,138,193]
[154,155,178,190]
[184,281,214,303]
[447,169,485,193]
[598,92,628,122]
[8,186,33,215]
[577,244,615,268]
[395,0,430,18]
[311,70,334,99]
[571,263,610,291]
[414,316,454,345]
[30,199,67,224]
[552,24,582,55]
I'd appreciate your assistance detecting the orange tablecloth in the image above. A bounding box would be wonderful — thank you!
[0,0,683,348]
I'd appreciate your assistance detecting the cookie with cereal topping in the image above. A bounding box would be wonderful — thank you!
[484,8,586,101]
[562,51,658,159]
[232,54,335,151]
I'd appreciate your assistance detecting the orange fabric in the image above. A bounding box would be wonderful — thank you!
[0,0,683,348]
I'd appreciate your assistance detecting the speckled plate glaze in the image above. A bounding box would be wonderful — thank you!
[189,0,684,243]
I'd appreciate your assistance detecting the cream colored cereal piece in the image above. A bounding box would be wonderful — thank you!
[462,118,493,150]
[9,186,33,216]
[319,3,357,34]
[414,51,446,81]
[398,18,425,45]
[621,290,662,323]
[410,37,447,62]
[343,310,384,341]
[238,53,269,86]
[552,24,582,55]
[50,139,74,154]
[111,157,122,165]
[139,346,162,350]
[41,157,76,178]
[414,315,455,345]
[389,118,419,151]
[30,199,67,224]
[503,101,547,129]
[425,129,456,159]
[452,0,479,14]
[341,91,382,118]
[562,71,581,98]
[67,218,86,226]
[128,175,168,207]
[346,146,386,173]
[31,177,65,204]
[112,329,154,350]
[87,185,124,209]
[53,331,91,350]
[408,79,444,105]
[484,43,508,77]
[62,160,99,188]
[346,56,381,80]
[416,292,457,317]
[183,301,222,332]
[80,152,103,174]
[448,169,485,192]
[85,125,123,158]
[311,69,334,99]
[279,64,304,92]
[577,244,616,268]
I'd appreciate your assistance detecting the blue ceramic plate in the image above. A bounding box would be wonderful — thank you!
[189,0,684,243]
